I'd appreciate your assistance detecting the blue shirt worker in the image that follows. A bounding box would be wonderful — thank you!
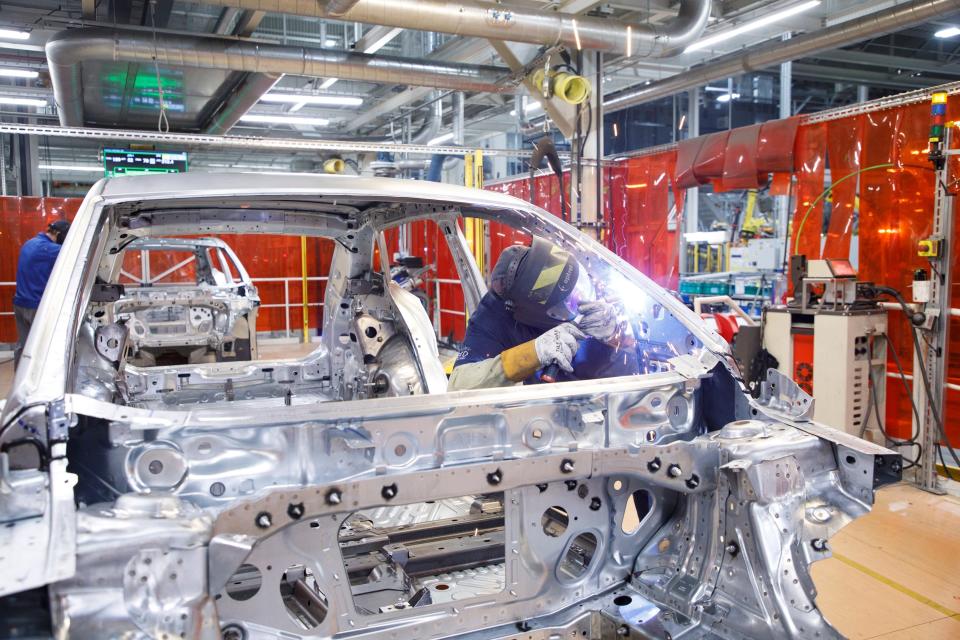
[449,237,636,390]
[12,220,70,367]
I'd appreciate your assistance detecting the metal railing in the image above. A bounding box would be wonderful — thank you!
[251,276,327,339]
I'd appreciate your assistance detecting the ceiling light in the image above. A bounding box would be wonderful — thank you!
[38,164,101,172]
[612,122,619,137]
[678,113,687,130]
[261,93,363,106]
[324,38,338,47]
[0,28,30,41]
[935,26,960,38]
[317,28,402,92]
[239,114,330,126]
[571,18,582,51]
[684,1,821,53]
[0,96,46,107]
[716,93,741,103]
[509,100,542,116]
[0,68,38,79]
[427,132,455,146]
[363,27,403,54]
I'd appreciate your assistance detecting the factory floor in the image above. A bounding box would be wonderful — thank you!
[0,354,958,638]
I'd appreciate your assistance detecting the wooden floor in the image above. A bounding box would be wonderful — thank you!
[812,483,960,638]
[1,355,958,638]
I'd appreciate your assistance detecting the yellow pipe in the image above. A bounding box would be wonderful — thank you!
[300,235,309,343]
[531,69,592,105]
[323,158,345,174]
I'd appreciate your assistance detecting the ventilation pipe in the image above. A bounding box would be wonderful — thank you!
[196,0,711,57]
[45,27,514,127]
[605,0,960,111]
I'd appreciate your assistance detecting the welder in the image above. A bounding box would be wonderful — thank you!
[12,219,70,367]
[448,237,637,390]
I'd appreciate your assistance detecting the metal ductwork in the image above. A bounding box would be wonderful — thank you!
[202,72,281,135]
[196,0,711,57]
[45,27,514,127]
[604,0,960,112]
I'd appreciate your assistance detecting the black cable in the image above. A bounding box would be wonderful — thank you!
[875,286,960,479]
[866,335,921,469]
[0,437,49,471]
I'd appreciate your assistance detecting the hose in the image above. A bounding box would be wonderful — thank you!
[874,285,960,479]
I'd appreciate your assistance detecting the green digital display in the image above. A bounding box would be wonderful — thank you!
[104,149,188,177]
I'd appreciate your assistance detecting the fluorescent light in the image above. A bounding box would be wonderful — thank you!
[509,100,542,116]
[0,28,29,41]
[0,68,38,78]
[626,26,632,57]
[427,132,455,146]
[571,19,582,51]
[716,93,741,103]
[935,26,960,38]
[324,38,338,47]
[316,28,402,92]
[38,164,101,172]
[260,93,363,106]
[678,113,687,130]
[363,27,402,54]
[239,114,330,126]
[612,122,619,137]
[0,96,46,107]
[685,1,821,53]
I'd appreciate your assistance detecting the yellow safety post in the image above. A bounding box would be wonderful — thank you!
[471,150,485,275]
[300,235,309,343]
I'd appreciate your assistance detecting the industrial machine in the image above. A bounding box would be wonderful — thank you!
[763,257,887,442]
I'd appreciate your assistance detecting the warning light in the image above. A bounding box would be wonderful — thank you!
[929,92,949,168]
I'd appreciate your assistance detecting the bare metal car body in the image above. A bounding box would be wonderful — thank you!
[111,237,260,365]
[0,173,899,640]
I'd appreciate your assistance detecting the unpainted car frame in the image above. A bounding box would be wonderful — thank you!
[108,236,260,366]
[0,174,899,640]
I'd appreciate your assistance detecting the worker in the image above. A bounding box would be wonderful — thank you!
[12,220,70,367]
[449,237,637,390]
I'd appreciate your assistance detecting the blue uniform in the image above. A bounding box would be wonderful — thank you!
[455,291,639,383]
[14,233,62,309]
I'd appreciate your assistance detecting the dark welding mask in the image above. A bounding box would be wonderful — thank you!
[503,237,594,330]
[48,220,70,245]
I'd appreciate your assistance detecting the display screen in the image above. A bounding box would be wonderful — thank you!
[104,149,188,177]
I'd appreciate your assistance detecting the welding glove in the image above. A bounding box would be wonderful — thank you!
[533,323,586,373]
[578,300,619,342]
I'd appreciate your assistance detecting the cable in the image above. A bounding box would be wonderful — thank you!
[149,0,170,134]
[793,163,893,254]
[874,286,960,479]
[863,335,921,469]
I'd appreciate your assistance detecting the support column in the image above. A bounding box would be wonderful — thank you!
[17,134,40,196]
[776,33,793,272]
[684,87,700,238]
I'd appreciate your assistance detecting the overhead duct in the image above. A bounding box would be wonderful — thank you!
[202,72,281,135]
[604,0,960,112]
[45,27,514,127]
[196,0,711,57]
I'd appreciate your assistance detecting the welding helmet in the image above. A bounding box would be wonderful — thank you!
[497,237,594,330]
[48,220,70,245]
